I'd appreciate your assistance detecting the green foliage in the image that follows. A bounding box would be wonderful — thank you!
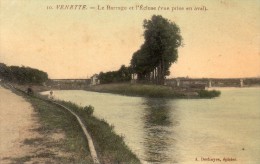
[0,63,48,84]
[89,83,221,99]
[99,65,131,84]
[130,47,154,80]
[23,94,92,163]
[83,105,94,116]
[58,100,141,163]
[131,15,183,84]
[89,83,185,98]
[0,63,13,81]
[197,90,221,98]
[14,89,140,163]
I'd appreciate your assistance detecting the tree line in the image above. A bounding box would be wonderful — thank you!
[130,15,183,85]
[0,63,48,84]
[98,65,131,84]
[98,15,183,85]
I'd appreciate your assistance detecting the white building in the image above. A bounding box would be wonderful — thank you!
[90,74,100,85]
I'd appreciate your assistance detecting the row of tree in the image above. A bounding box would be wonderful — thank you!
[97,15,183,85]
[0,63,48,84]
[98,65,131,84]
[130,15,183,85]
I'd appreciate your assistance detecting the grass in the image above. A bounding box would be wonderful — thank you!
[23,137,44,145]
[29,97,91,160]
[9,89,93,163]
[58,100,141,164]
[87,83,185,98]
[9,85,140,163]
[198,89,221,98]
[87,83,221,98]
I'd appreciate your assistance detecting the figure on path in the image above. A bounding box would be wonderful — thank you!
[27,86,33,95]
[50,90,54,99]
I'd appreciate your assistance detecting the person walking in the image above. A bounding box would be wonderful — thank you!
[50,90,54,99]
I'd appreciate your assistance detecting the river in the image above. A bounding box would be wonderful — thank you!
[42,87,260,164]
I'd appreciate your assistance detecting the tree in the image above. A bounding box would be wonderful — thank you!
[0,63,13,81]
[98,65,131,84]
[0,63,48,84]
[130,48,153,81]
[131,15,183,84]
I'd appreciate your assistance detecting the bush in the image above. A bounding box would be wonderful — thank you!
[197,89,221,98]
[83,105,94,116]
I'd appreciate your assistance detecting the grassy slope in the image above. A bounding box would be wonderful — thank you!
[12,90,93,163]
[58,101,141,164]
[13,87,140,164]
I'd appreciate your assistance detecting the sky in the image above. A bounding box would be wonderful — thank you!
[0,0,259,79]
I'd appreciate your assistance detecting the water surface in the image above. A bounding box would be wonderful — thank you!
[43,87,260,164]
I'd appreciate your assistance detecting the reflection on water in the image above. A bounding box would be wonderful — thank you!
[43,88,260,164]
[142,99,177,163]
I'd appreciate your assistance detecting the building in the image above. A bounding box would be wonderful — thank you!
[90,74,100,85]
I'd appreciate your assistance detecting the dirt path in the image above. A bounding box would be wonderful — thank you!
[0,86,40,163]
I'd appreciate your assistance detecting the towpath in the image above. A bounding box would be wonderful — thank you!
[0,85,39,163]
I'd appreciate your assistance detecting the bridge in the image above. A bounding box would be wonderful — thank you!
[166,77,260,88]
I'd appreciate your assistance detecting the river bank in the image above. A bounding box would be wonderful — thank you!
[3,83,140,163]
[86,83,221,98]
[11,82,221,99]
[0,85,93,163]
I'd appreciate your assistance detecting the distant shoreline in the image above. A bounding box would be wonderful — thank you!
[84,83,221,99]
